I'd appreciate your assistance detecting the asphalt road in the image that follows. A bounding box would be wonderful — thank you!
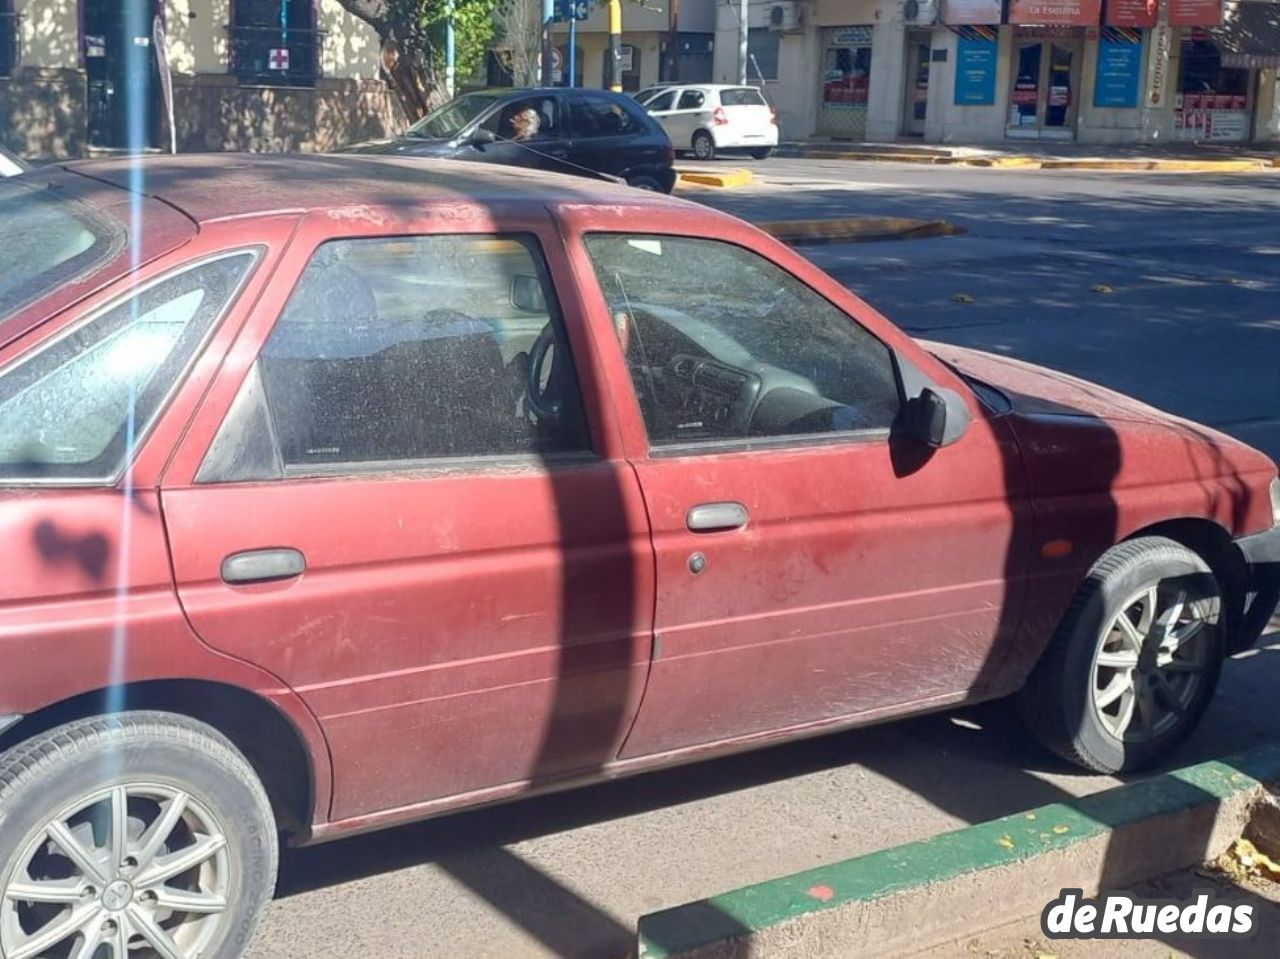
[248,160,1280,959]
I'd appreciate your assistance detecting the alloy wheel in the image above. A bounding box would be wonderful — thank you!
[1,783,231,959]
[1091,579,1215,744]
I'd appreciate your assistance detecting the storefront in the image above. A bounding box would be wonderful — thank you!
[1176,2,1280,141]
[816,26,875,138]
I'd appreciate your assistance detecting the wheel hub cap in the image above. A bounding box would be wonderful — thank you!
[101,879,133,912]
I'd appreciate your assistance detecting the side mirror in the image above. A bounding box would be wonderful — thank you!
[468,128,496,146]
[903,388,949,448]
[510,274,548,313]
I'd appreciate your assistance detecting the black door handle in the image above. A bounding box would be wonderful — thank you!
[221,548,307,585]
[686,502,749,533]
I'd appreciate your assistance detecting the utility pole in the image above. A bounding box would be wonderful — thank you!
[607,0,622,91]
[666,0,680,82]
[445,0,456,97]
[542,0,555,86]
[737,0,748,85]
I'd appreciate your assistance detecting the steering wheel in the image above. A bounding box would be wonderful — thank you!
[526,324,563,420]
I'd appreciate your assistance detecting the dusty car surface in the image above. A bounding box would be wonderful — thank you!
[0,154,1277,959]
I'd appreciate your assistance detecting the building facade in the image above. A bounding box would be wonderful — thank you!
[710,0,1280,144]
[0,0,403,158]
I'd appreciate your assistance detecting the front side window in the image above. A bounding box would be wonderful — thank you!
[646,90,677,112]
[478,95,563,142]
[0,252,257,482]
[199,235,591,482]
[583,234,900,448]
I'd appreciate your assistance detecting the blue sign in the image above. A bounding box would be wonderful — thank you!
[1095,29,1144,109]
[954,37,997,106]
[554,0,590,21]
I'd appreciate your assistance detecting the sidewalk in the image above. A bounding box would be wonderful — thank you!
[777,139,1280,172]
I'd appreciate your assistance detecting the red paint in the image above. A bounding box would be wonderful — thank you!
[0,155,1275,842]
[808,884,836,902]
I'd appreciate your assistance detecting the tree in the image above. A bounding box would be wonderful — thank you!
[492,0,543,88]
[335,0,497,121]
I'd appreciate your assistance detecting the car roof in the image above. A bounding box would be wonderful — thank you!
[60,153,682,224]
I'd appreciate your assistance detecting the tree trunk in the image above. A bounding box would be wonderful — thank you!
[333,0,447,124]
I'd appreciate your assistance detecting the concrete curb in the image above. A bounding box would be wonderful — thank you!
[636,744,1280,959]
[676,168,755,188]
[758,217,964,245]
[778,147,1277,173]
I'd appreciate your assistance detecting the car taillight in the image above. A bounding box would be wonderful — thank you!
[712,107,728,126]
[769,107,778,126]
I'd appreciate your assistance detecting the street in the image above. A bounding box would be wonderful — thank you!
[246,161,1280,959]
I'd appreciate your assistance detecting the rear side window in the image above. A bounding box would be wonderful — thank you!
[198,235,592,482]
[570,96,644,137]
[0,180,121,322]
[0,252,257,482]
[720,87,766,107]
[677,90,706,110]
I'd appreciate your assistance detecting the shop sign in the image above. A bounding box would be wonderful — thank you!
[1104,0,1158,27]
[1169,0,1223,26]
[1145,23,1170,107]
[943,0,1003,24]
[1009,0,1102,26]
[1094,27,1144,107]
[954,35,998,105]
[831,26,874,45]
[1176,106,1249,140]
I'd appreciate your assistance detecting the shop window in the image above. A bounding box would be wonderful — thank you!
[747,28,779,82]
[0,0,16,78]
[1176,37,1250,141]
[231,0,319,87]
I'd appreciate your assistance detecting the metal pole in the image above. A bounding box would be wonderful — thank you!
[737,0,748,85]
[542,0,555,86]
[667,0,679,82]
[569,15,577,87]
[608,0,622,91]
[445,0,456,97]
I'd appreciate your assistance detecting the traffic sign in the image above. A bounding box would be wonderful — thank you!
[551,47,565,71]
[553,0,590,21]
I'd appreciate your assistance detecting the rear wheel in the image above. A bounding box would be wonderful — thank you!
[692,131,716,162]
[0,713,277,959]
[1018,537,1225,773]
[627,175,663,192]
[750,147,774,160]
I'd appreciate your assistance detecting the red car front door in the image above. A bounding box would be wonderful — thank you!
[568,226,1032,759]
[162,216,655,822]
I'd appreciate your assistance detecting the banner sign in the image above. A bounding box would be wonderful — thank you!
[1095,27,1144,107]
[1009,0,1103,25]
[943,0,1003,24]
[1169,0,1224,26]
[955,35,999,105]
[1105,0,1158,27]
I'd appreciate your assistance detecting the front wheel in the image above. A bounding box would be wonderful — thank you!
[1018,537,1225,773]
[750,147,774,160]
[0,713,278,959]
[692,131,716,162]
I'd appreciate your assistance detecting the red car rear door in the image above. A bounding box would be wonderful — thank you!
[565,222,1032,759]
[161,212,655,822]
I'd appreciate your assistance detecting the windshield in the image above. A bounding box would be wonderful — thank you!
[0,180,121,323]
[406,94,501,139]
[720,87,767,107]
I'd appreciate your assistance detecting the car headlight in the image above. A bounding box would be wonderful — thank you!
[1272,477,1280,526]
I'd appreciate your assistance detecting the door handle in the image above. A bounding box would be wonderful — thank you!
[221,548,307,585]
[686,502,749,533]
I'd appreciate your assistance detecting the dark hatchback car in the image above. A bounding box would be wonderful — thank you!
[345,87,678,193]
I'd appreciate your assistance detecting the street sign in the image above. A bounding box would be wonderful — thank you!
[553,0,590,21]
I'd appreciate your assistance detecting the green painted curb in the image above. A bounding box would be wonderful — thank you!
[638,743,1280,958]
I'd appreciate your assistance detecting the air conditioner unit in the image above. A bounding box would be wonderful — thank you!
[903,0,940,24]
[767,2,804,33]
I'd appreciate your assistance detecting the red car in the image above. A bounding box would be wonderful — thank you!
[1,156,1277,959]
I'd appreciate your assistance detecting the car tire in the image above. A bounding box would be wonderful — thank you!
[1017,536,1225,774]
[692,131,716,162]
[627,175,663,191]
[750,147,774,160]
[0,712,277,959]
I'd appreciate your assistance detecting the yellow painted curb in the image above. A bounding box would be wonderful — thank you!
[676,168,754,188]
[1038,158,1271,172]
[760,216,964,245]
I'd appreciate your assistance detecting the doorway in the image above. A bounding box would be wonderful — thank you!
[84,0,161,150]
[902,31,931,137]
[1007,39,1082,139]
[816,26,874,139]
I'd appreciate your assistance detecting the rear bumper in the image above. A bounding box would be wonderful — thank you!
[711,128,780,149]
[1234,526,1280,651]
